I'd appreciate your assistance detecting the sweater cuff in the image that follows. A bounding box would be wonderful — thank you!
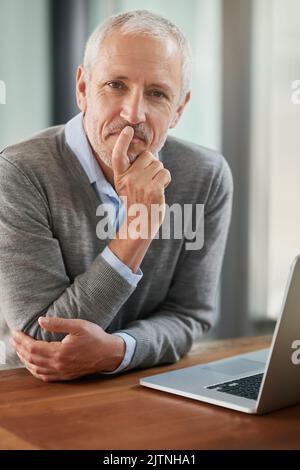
[101,246,143,287]
[76,254,136,330]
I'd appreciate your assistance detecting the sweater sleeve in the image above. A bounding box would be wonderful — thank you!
[0,155,135,342]
[118,157,233,371]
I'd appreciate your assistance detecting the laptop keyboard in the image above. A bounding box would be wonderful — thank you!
[206,373,264,400]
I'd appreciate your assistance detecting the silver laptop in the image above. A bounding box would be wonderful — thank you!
[140,255,300,414]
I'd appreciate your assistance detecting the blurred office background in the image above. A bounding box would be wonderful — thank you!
[0,0,299,340]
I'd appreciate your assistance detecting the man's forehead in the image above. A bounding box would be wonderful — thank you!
[99,31,180,64]
[93,32,182,85]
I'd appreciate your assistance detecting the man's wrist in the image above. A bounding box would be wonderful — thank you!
[102,334,126,372]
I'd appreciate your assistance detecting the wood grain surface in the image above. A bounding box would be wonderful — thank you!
[1,335,299,450]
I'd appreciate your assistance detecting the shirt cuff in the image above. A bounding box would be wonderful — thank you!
[101,332,137,374]
[101,246,143,287]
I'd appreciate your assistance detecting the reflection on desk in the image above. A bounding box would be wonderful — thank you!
[1,335,299,450]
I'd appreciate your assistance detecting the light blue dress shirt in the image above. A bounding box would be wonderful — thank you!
[65,113,141,373]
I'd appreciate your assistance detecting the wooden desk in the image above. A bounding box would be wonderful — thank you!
[0,335,299,450]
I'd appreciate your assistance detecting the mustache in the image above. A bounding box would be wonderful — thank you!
[105,120,151,143]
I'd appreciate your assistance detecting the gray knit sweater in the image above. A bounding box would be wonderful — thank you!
[0,125,233,369]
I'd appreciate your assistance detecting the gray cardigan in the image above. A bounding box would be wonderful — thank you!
[0,125,233,369]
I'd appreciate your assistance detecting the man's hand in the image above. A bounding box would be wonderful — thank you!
[112,126,171,231]
[10,317,125,382]
[108,127,171,272]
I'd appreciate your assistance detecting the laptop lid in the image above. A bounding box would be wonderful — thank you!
[256,255,300,414]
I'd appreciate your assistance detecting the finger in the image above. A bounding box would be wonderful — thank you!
[12,331,45,353]
[14,346,54,369]
[37,375,62,382]
[16,352,46,376]
[129,150,156,171]
[111,126,134,175]
[153,168,172,189]
[144,160,165,182]
[18,355,55,376]
[130,161,165,190]
[38,317,83,335]
[12,331,62,358]
[26,364,71,382]
[16,351,65,381]
[25,364,62,383]
[13,340,56,360]
[37,374,67,382]
[12,330,36,347]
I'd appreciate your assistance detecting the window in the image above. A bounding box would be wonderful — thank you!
[249,0,300,320]
[0,0,51,150]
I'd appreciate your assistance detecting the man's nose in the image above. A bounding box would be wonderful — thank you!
[120,91,146,125]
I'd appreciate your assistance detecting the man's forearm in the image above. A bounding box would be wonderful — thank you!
[108,209,158,273]
[109,236,152,273]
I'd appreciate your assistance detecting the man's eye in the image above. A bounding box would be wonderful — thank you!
[149,90,167,99]
[107,81,124,89]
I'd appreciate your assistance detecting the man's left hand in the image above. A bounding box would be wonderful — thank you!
[10,317,125,382]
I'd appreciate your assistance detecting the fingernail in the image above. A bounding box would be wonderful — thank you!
[123,126,133,136]
[39,316,49,324]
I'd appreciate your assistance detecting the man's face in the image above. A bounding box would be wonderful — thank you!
[76,31,190,167]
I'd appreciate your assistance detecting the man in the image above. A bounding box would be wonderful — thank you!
[0,10,233,381]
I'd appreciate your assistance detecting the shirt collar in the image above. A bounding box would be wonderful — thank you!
[64,113,115,197]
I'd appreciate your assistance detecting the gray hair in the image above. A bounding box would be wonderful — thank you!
[83,10,192,103]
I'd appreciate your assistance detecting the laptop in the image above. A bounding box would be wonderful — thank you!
[140,255,300,414]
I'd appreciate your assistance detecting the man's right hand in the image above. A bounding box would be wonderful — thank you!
[112,126,171,235]
[108,126,171,273]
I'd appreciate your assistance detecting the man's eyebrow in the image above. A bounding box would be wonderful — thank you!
[113,76,129,80]
[102,75,129,81]
[97,76,128,85]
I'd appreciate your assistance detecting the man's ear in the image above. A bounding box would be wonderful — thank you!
[169,91,191,129]
[76,65,88,113]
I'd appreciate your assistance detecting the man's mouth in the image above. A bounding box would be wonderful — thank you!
[131,136,145,143]
[108,132,146,144]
